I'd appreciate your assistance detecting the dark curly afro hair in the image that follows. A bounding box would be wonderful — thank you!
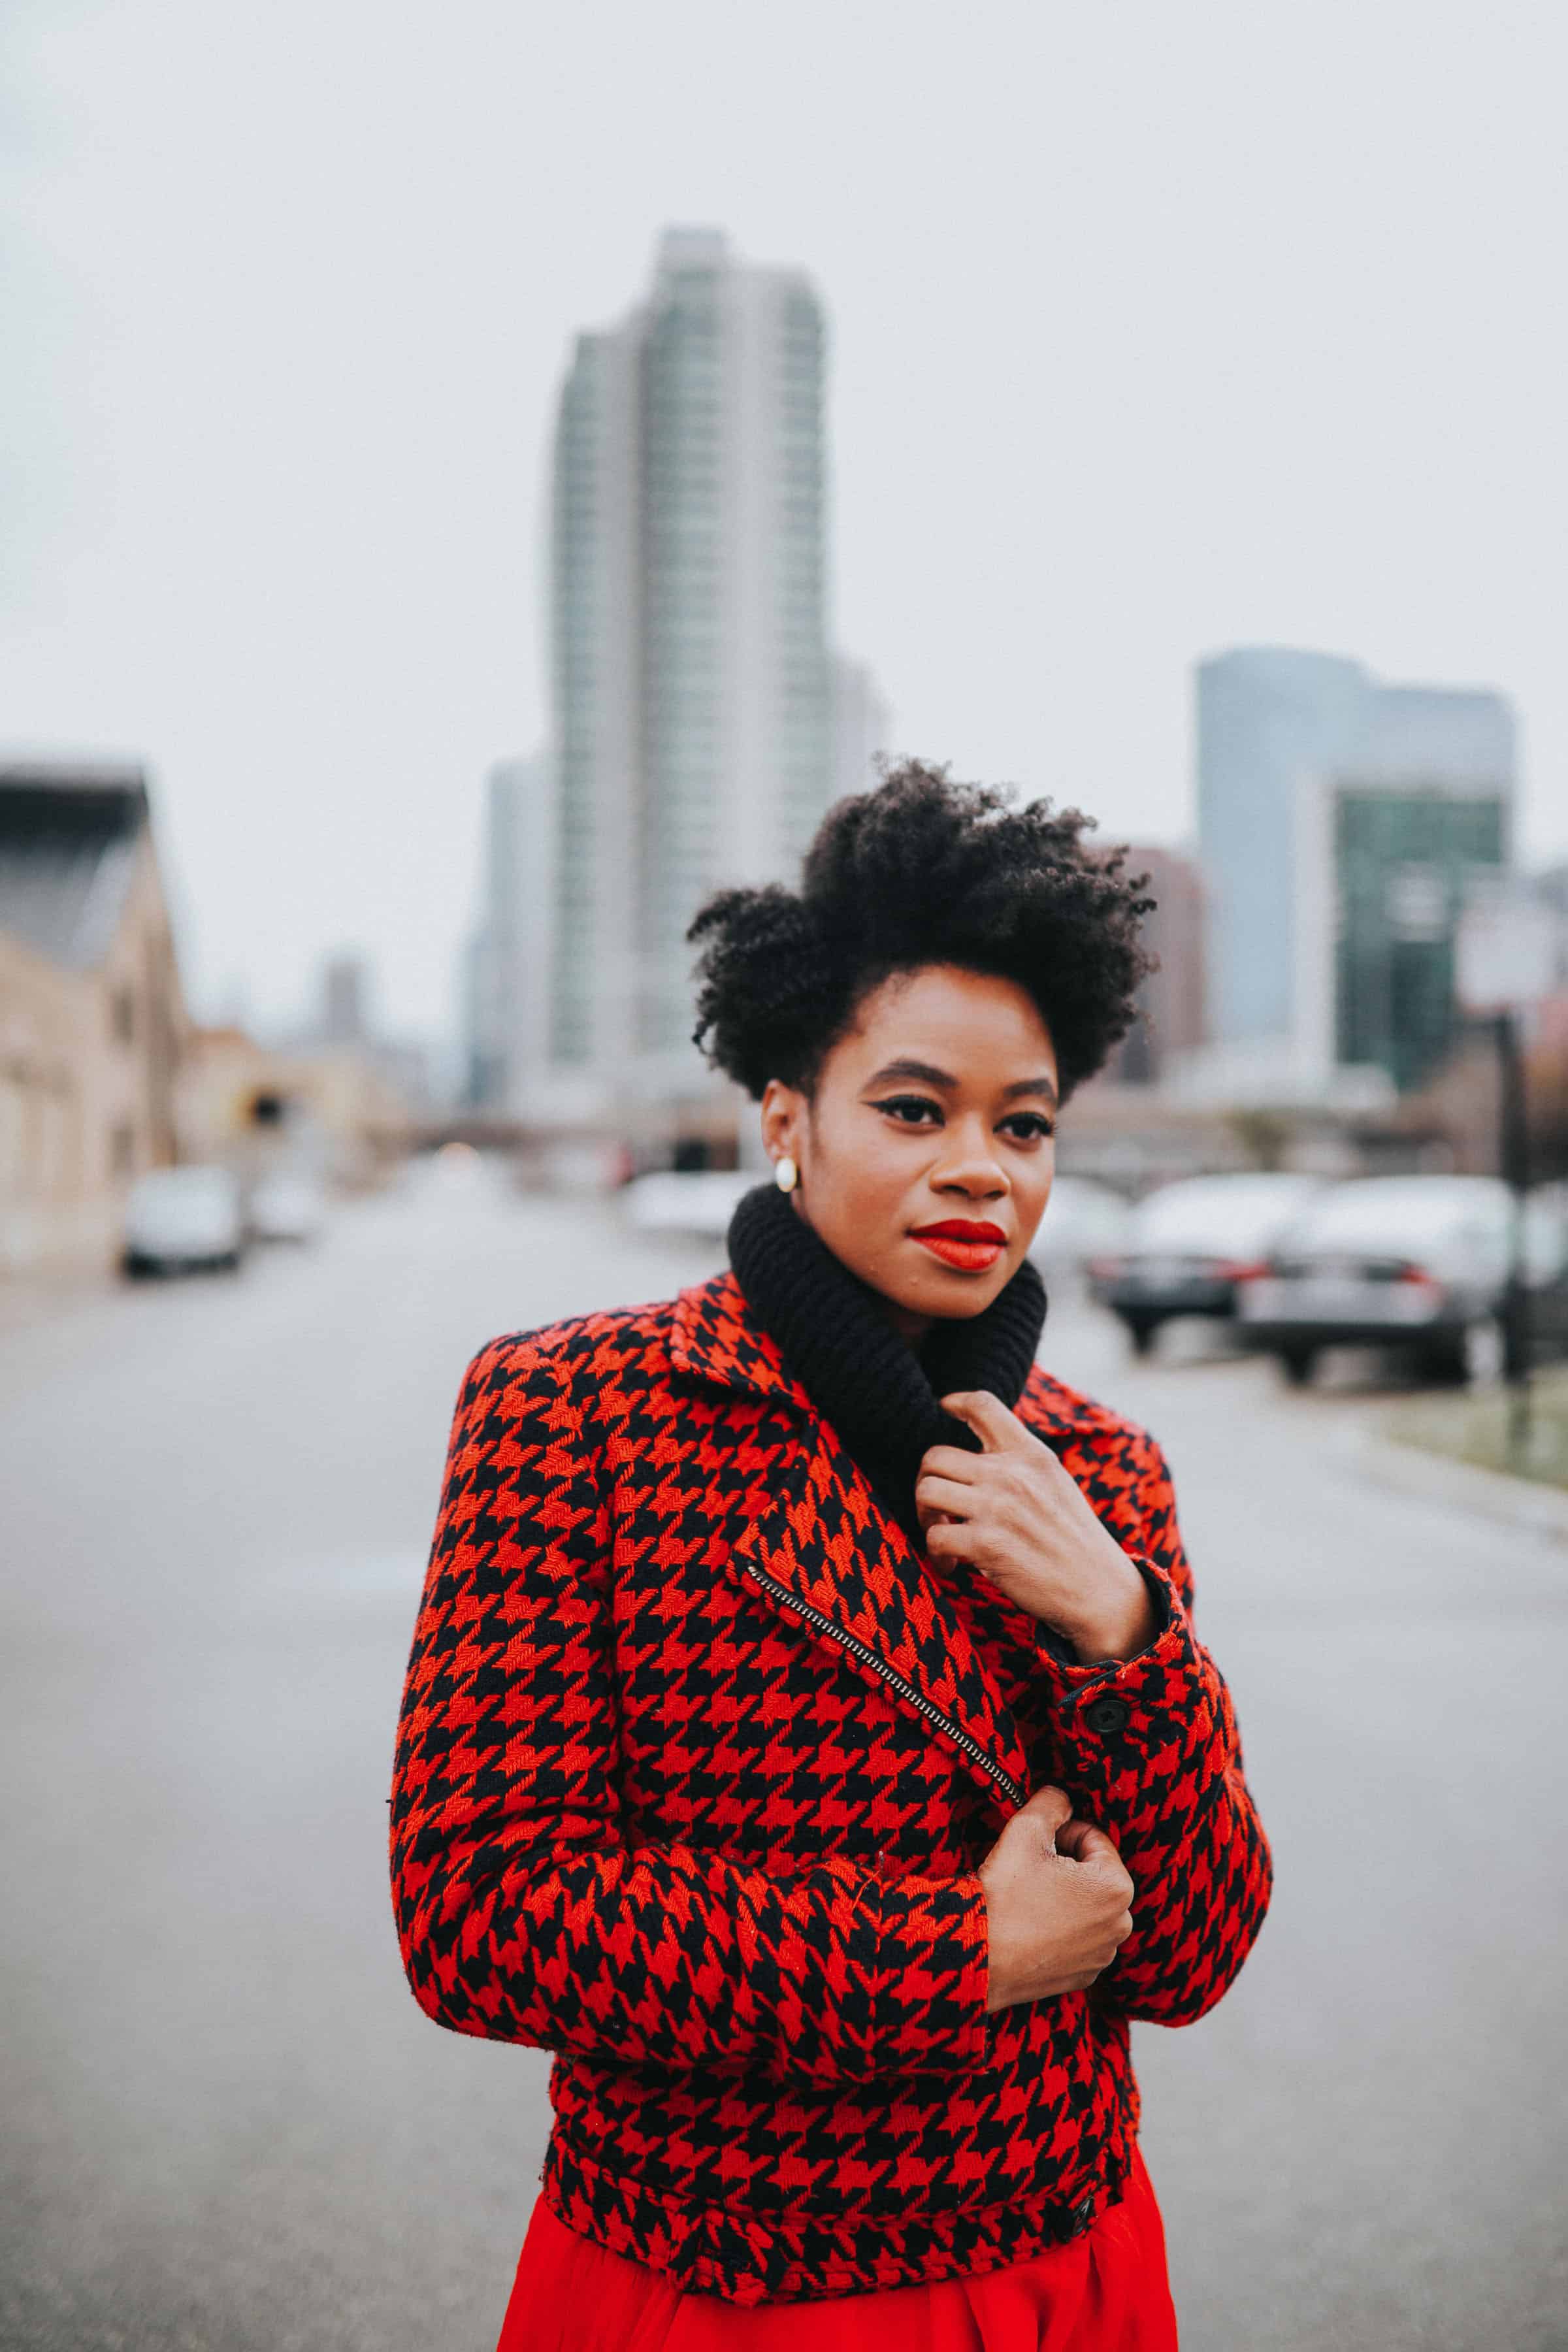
[688,760,1154,1102]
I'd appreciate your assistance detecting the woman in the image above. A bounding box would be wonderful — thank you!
[391,764,1272,2349]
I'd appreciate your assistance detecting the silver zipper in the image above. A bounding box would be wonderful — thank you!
[740,1558,1026,1811]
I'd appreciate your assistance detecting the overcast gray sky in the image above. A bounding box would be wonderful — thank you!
[4,0,1565,1045]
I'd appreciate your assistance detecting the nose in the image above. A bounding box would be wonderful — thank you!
[930,1118,1009,1200]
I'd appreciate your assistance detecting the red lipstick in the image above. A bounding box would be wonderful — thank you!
[909,1218,1007,1272]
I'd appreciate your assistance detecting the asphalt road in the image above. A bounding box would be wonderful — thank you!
[2,1161,1564,2352]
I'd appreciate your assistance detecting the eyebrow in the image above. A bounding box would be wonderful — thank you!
[866,1058,1059,1105]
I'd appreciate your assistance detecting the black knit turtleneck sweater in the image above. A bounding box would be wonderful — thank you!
[727,1181,1048,1533]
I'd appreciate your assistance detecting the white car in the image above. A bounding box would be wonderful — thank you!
[1028,1175,1134,1277]
[122,1167,245,1276]
[1237,1175,1568,1384]
[248,1173,325,1243]
[623,1170,754,1239]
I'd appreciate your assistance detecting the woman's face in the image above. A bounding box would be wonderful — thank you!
[760,964,1059,1337]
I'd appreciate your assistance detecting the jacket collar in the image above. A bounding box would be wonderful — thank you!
[670,1268,812,1412]
[671,1269,1095,1444]
[671,1272,1096,1816]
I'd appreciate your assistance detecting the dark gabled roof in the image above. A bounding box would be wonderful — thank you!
[0,765,150,971]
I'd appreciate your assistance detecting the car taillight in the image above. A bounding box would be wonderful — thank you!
[1088,1254,1126,1282]
[1213,1259,1271,1283]
[1397,1264,1441,1290]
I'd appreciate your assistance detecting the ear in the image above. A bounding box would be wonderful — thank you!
[759,1079,806,1170]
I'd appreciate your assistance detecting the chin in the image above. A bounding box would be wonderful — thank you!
[892,1264,1009,1321]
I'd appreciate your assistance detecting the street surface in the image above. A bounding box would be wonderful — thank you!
[2,1161,1565,2351]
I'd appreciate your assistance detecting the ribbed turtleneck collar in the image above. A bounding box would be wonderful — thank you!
[726,1181,1047,1528]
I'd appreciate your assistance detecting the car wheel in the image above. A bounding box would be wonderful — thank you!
[1123,1319,1158,1358]
[1277,1347,1317,1388]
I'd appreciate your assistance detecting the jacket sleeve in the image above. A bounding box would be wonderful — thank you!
[1035,1436,1273,2025]
[390,1335,990,2087]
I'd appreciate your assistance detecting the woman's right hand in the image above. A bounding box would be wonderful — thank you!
[977,1785,1134,2012]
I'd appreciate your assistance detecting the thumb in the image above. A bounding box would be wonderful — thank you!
[1013,1784,1072,1847]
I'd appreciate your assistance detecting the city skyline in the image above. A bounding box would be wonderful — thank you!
[5,3,1567,1043]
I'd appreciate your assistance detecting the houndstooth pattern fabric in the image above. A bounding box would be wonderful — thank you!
[390,1273,1272,2306]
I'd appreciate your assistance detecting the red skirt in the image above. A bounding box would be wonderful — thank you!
[495,2146,1178,2350]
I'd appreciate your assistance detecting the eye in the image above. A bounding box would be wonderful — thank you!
[871,1094,944,1127]
[1000,1112,1054,1143]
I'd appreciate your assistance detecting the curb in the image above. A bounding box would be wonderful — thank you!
[1346,1424,1568,1546]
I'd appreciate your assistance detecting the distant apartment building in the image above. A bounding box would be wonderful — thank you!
[547,229,834,1103]
[1111,846,1207,1085]
[1196,650,1515,1095]
[463,755,555,1113]
[0,764,188,1267]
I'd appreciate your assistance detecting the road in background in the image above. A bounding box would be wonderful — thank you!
[2,1162,1564,2351]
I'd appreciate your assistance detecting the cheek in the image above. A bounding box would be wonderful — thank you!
[805,1119,919,1249]
[1011,1152,1056,1233]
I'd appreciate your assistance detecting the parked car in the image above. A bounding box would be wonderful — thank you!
[248,1173,325,1243]
[623,1169,753,1239]
[122,1167,245,1277]
[1028,1175,1133,1279]
[1236,1174,1568,1385]
[1090,1173,1324,1354]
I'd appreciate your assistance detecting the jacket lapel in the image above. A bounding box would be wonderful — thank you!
[672,1275,1031,1816]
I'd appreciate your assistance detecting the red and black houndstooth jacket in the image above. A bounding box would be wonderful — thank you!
[390,1272,1271,2306]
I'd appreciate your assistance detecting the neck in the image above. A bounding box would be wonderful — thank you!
[726,1181,1048,1524]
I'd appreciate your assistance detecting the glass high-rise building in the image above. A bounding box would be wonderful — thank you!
[547,229,832,1094]
[1323,688,1514,1094]
[1197,649,1516,1094]
[1196,647,1371,1047]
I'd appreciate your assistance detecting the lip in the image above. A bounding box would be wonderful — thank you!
[909,1218,1008,1273]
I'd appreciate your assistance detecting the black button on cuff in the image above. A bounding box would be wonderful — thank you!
[1072,2193,1097,2229]
[1085,1695,1130,1735]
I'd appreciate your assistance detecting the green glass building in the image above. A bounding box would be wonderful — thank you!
[1334,785,1507,1093]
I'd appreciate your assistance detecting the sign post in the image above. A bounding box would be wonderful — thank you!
[1456,892,1554,1470]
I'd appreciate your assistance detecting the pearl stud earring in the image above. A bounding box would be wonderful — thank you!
[774,1154,798,1194]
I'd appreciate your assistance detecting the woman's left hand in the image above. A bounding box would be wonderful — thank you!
[918,1390,1158,1663]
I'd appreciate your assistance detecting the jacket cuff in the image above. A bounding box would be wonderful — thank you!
[872,1870,992,2074]
[1034,1558,1221,1795]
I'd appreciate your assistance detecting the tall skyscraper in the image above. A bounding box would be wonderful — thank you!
[548,229,832,1100]
[1196,648,1515,1094]
[1196,647,1370,1046]
[464,755,555,1112]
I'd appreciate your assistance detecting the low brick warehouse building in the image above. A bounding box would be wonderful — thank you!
[0,765,188,1271]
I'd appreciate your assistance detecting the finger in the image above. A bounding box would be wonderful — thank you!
[1058,1823,1126,1875]
[917,1445,985,1485]
[940,1390,1034,1454]
[915,1501,968,1535]
[1052,1816,1103,1863]
[923,1519,981,1565]
[914,1474,978,1522]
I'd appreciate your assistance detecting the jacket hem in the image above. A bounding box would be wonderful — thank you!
[539,2121,1137,2307]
